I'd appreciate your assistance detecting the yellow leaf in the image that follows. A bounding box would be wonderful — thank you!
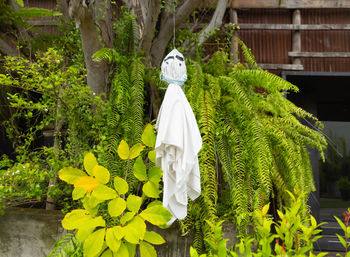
[84,152,98,176]
[72,187,87,200]
[92,185,117,200]
[106,228,121,252]
[113,226,126,240]
[129,143,145,159]
[83,229,105,257]
[58,167,86,184]
[74,176,100,192]
[93,165,110,184]
[108,197,126,217]
[143,231,166,245]
[118,140,130,160]
[114,176,129,195]
[140,241,157,257]
[116,242,129,257]
[61,209,91,230]
[148,150,156,163]
[124,216,146,244]
[142,124,156,147]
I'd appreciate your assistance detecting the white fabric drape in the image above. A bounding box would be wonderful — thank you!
[155,83,202,224]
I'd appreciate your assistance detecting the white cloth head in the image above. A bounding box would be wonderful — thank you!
[160,49,187,85]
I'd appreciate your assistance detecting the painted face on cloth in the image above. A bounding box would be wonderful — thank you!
[160,49,187,86]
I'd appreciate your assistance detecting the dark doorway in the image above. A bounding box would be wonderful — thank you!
[283,71,350,220]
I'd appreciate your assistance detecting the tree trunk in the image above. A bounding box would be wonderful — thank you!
[69,0,113,95]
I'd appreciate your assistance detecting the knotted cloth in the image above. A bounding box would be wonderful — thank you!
[155,49,202,224]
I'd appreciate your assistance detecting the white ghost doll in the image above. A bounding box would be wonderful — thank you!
[155,49,202,225]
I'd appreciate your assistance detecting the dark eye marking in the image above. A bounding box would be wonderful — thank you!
[176,55,184,61]
[164,56,174,62]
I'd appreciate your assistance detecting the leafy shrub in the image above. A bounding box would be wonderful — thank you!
[190,192,327,257]
[56,125,171,257]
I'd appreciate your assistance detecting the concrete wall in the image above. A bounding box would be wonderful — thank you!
[0,207,66,257]
[0,208,237,257]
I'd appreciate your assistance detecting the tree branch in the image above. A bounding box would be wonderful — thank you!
[150,0,201,66]
[198,0,228,45]
[0,37,19,57]
[139,0,161,59]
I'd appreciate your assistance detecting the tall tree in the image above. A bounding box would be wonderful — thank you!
[58,0,228,94]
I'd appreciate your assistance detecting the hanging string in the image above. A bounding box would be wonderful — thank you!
[173,1,176,48]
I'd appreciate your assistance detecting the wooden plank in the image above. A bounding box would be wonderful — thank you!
[231,0,350,9]
[292,10,302,66]
[238,24,350,30]
[289,51,350,57]
[259,64,304,70]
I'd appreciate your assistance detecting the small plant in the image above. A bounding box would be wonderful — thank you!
[334,208,350,256]
[191,192,327,257]
[57,124,171,257]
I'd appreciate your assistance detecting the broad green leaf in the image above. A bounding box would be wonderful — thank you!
[114,176,129,195]
[72,187,87,200]
[124,216,146,244]
[101,249,113,257]
[113,226,126,240]
[147,200,162,208]
[337,233,347,248]
[142,124,156,147]
[120,211,136,225]
[190,247,199,257]
[61,209,91,230]
[58,167,86,184]
[335,216,346,232]
[93,165,110,184]
[129,143,145,159]
[116,242,129,257]
[106,228,121,252]
[84,152,98,176]
[83,229,105,257]
[133,156,147,181]
[88,195,105,208]
[74,176,100,192]
[76,227,94,242]
[143,231,166,245]
[125,242,136,257]
[82,196,98,215]
[140,241,157,257]
[140,205,172,226]
[79,216,106,231]
[112,226,125,240]
[148,166,163,183]
[118,140,130,160]
[148,150,156,163]
[126,194,142,212]
[142,181,160,198]
[262,203,270,216]
[92,185,117,200]
[108,197,126,217]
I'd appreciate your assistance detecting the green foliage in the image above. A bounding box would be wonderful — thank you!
[14,8,61,20]
[57,127,171,257]
[0,49,105,212]
[47,233,83,257]
[190,192,327,257]
[182,44,326,253]
[334,208,350,256]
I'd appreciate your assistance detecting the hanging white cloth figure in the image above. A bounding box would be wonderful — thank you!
[155,49,202,224]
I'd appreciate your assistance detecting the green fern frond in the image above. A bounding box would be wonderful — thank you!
[238,39,259,68]
[47,233,82,257]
